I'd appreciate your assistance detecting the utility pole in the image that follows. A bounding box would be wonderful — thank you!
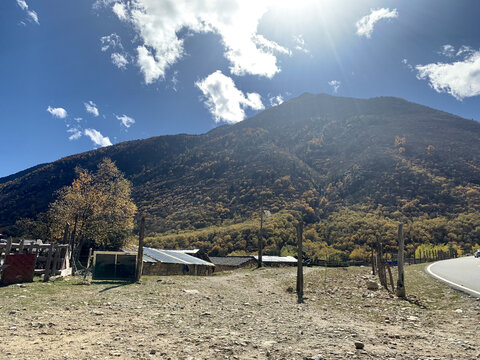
[136,217,145,283]
[396,223,406,298]
[257,193,264,268]
[296,221,304,303]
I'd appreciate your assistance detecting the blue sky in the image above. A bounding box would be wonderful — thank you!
[1,0,480,178]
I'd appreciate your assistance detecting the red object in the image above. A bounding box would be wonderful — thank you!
[2,254,35,285]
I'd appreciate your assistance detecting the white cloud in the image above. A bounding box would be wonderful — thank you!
[100,33,123,52]
[16,0,28,10]
[440,44,455,58]
[136,46,166,84]
[93,0,117,10]
[171,70,179,91]
[84,101,99,117]
[111,53,129,69]
[112,2,127,20]
[328,80,341,93]
[401,58,414,71]
[111,0,289,83]
[254,35,291,56]
[84,128,112,147]
[269,95,284,107]
[47,106,67,119]
[456,45,474,58]
[27,10,39,24]
[293,35,309,54]
[416,50,480,100]
[116,114,135,128]
[195,70,264,124]
[67,127,82,141]
[17,0,39,25]
[356,8,398,38]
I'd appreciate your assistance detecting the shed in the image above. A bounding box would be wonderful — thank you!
[209,256,257,272]
[141,247,215,276]
[254,255,297,267]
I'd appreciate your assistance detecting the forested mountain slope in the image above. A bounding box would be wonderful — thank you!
[2,93,480,256]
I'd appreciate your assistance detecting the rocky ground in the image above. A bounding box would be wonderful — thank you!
[0,264,479,360]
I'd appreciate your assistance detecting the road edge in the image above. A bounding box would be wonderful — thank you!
[425,260,480,298]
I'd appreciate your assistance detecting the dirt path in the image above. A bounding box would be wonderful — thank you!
[0,265,479,359]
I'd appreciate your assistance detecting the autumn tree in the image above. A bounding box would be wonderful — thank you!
[49,158,137,259]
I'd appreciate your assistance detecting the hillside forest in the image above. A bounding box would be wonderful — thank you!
[3,94,480,261]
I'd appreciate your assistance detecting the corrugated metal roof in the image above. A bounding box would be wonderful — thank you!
[209,256,256,266]
[169,249,199,254]
[253,255,297,263]
[142,247,214,266]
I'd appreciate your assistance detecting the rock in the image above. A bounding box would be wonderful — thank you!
[150,349,157,355]
[16,283,26,288]
[454,309,463,313]
[307,355,324,360]
[286,286,294,293]
[366,281,379,291]
[183,289,199,294]
[263,340,277,347]
[354,341,365,350]
[407,316,419,322]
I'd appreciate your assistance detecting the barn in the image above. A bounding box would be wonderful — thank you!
[209,256,257,272]
[254,255,297,267]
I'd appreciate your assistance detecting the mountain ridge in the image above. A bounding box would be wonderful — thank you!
[2,93,480,256]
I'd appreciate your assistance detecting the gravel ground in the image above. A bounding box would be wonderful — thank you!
[0,264,479,359]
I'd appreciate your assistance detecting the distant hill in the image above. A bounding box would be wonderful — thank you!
[2,93,480,257]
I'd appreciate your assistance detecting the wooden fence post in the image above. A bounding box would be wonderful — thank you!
[296,221,304,303]
[51,244,60,277]
[136,217,145,283]
[376,242,387,289]
[5,238,12,257]
[396,223,406,298]
[44,243,54,282]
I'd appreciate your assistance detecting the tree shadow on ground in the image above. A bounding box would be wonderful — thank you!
[72,279,134,293]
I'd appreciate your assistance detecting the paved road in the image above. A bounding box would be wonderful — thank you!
[426,256,480,298]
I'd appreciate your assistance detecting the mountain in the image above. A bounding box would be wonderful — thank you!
[2,93,480,256]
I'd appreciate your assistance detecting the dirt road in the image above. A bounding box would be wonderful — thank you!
[1,265,479,359]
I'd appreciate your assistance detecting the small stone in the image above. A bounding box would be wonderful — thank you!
[183,289,200,294]
[150,349,157,355]
[366,281,379,291]
[354,341,364,350]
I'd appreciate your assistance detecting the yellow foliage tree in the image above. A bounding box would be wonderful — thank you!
[49,158,137,254]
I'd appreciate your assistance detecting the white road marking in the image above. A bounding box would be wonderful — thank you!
[426,261,480,297]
